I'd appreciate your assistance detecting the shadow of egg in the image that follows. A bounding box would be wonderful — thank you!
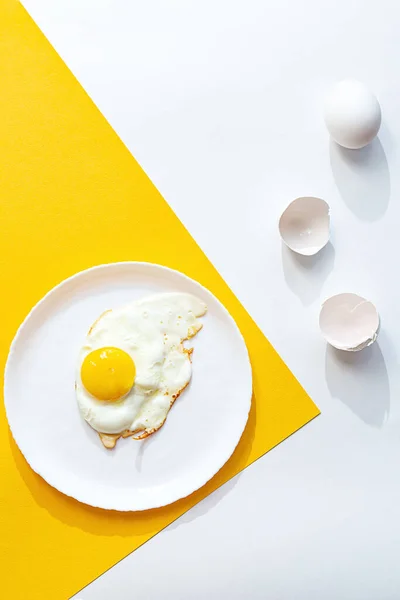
[325,343,390,427]
[329,138,390,221]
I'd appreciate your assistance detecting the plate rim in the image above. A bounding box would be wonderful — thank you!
[4,261,252,511]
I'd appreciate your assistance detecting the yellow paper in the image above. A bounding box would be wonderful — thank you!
[0,1,319,597]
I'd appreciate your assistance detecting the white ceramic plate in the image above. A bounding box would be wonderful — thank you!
[4,263,252,511]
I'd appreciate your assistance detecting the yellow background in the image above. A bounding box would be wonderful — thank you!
[0,1,319,597]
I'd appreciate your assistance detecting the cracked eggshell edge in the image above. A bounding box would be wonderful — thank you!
[278,196,331,256]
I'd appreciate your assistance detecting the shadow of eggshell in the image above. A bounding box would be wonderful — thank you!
[279,197,330,256]
[319,293,379,352]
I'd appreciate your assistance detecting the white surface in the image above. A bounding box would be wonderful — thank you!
[20,1,400,598]
[5,263,251,510]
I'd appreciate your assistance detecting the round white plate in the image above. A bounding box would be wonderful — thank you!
[5,263,252,511]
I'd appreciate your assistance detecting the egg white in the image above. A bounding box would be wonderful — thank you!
[76,293,207,440]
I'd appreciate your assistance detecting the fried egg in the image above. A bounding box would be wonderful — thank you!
[76,293,207,449]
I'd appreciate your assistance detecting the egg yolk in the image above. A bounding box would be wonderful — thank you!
[81,347,136,401]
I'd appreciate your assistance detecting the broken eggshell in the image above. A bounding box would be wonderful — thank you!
[279,197,330,256]
[319,293,379,352]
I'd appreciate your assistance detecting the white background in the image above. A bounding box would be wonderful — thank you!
[21,1,400,598]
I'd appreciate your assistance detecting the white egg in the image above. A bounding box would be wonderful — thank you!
[76,293,207,447]
[324,80,381,149]
[279,196,330,256]
[319,293,379,352]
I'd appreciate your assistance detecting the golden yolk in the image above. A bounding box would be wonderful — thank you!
[81,347,136,401]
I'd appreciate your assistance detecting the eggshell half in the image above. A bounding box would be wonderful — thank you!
[319,293,379,352]
[279,197,330,256]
